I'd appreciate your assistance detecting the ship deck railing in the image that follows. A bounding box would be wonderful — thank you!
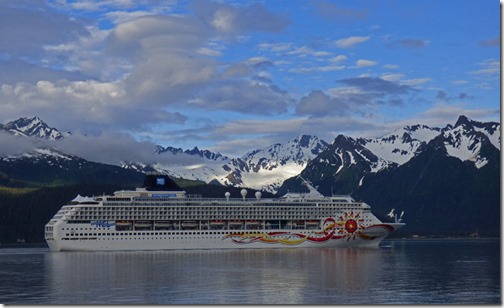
[97,197,363,207]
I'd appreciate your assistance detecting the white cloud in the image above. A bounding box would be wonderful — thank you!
[471,59,499,76]
[0,131,37,157]
[401,78,432,86]
[196,47,222,57]
[355,59,377,67]
[190,1,289,35]
[213,117,307,136]
[0,79,187,133]
[411,103,500,126]
[295,90,348,117]
[211,7,237,33]
[380,73,405,81]
[383,64,400,69]
[257,42,293,52]
[0,1,90,58]
[334,36,369,48]
[330,55,348,63]
[289,65,345,73]
[55,131,159,165]
[287,46,332,57]
[189,79,292,115]
[0,1,497,160]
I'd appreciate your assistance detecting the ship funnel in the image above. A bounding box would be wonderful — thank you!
[142,172,182,191]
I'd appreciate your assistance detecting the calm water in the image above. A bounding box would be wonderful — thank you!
[0,239,500,304]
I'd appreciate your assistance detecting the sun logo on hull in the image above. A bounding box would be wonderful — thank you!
[338,211,365,240]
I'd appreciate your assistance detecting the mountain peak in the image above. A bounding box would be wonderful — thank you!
[4,116,65,140]
[454,115,471,128]
[294,134,314,147]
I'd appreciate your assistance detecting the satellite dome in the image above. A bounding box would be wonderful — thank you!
[240,189,247,200]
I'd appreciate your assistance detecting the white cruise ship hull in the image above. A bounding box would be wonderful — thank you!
[46,221,404,252]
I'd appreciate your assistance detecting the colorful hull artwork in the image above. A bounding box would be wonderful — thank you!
[224,213,396,246]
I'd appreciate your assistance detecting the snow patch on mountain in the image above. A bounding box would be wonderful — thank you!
[472,123,500,149]
[442,125,488,168]
[358,125,441,165]
[34,148,73,160]
[354,148,391,173]
[236,163,305,192]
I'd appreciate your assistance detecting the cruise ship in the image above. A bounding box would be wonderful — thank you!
[45,173,405,251]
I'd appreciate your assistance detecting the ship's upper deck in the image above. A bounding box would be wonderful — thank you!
[68,173,370,210]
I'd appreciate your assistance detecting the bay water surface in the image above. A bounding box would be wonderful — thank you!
[0,239,500,304]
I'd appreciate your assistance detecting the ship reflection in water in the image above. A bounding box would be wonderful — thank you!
[44,247,386,304]
[41,239,500,304]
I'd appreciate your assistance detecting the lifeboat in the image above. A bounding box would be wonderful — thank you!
[155,221,172,227]
[181,221,199,228]
[116,220,133,227]
[245,220,261,226]
[134,220,153,228]
[306,220,320,229]
[228,220,244,226]
[116,220,133,231]
[210,220,225,226]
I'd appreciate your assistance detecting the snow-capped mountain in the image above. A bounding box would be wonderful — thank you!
[1,116,70,140]
[0,115,499,196]
[279,134,395,195]
[156,146,229,162]
[356,115,500,169]
[278,115,500,195]
[223,135,328,191]
[441,115,500,168]
[145,134,329,193]
[357,124,441,165]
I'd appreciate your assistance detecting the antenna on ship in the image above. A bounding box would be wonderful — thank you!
[387,208,395,218]
[397,211,404,223]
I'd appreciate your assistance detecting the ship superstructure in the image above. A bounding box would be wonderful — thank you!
[45,173,404,251]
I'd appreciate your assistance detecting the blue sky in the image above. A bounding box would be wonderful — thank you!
[0,0,500,157]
